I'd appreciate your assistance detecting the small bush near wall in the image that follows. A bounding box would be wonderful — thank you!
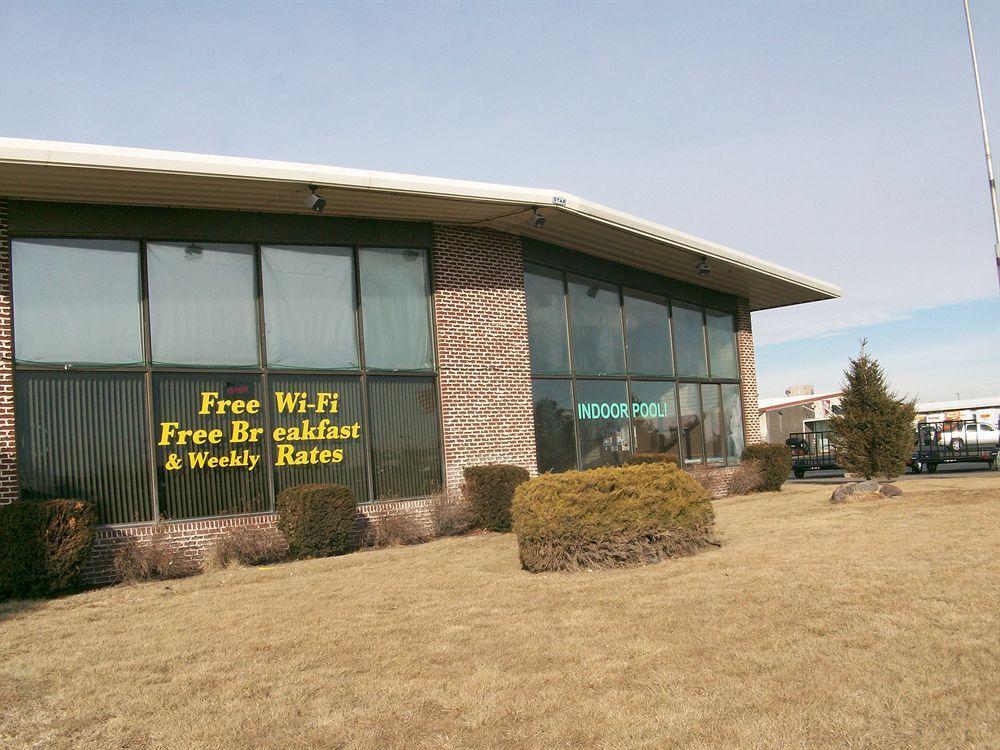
[359,511,430,549]
[463,465,531,532]
[623,452,680,467]
[741,444,793,492]
[207,526,288,570]
[728,461,764,496]
[511,463,715,573]
[113,525,200,583]
[427,492,474,537]
[0,499,97,600]
[277,484,358,559]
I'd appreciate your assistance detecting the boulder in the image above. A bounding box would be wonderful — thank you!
[879,483,903,498]
[831,479,881,503]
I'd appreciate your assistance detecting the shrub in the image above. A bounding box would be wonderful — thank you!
[427,491,474,537]
[741,444,793,492]
[0,499,96,600]
[463,464,530,532]
[511,463,715,573]
[623,452,679,467]
[276,483,358,559]
[113,525,200,583]
[207,525,288,570]
[728,460,764,496]
[359,510,430,549]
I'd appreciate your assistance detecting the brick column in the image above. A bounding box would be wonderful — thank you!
[0,200,17,504]
[431,225,537,493]
[736,297,762,446]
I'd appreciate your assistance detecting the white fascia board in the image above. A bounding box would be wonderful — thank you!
[0,137,841,300]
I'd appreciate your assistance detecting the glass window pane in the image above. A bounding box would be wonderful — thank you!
[575,379,631,469]
[12,239,143,365]
[702,384,724,463]
[262,245,358,369]
[16,372,153,525]
[722,384,745,463]
[368,376,442,498]
[153,373,268,519]
[567,275,625,376]
[678,383,704,464]
[630,381,679,456]
[706,309,738,378]
[148,242,259,367]
[359,248,434,371]
[672,302,708,377]
[524,264,570,375]
[624,290,672,376]
[269,374,367,502]
[531,379,577,473]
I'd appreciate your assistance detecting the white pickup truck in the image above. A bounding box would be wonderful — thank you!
[938,422,999,452]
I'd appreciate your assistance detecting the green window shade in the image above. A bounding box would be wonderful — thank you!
[367,376,442,498]
[722,384,745,463]
[524,264,570,375]
[269,374,367,502]
[262,245,358,369]
[531,378,577,473]
[575,379,631,469]
[16,372,153,525]
[567,275,625,376]
[706,309,738,378]
[624,290,673,376]
[147,242,259,367]
[678,383,705,464]
[153,373,268,519]
[12,239,143,365]
[629,380,679,456]
[672,302,708,377]
[359,248,434,371]
[701,384,724,463]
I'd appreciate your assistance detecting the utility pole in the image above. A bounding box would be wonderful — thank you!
[963,0,1000,288]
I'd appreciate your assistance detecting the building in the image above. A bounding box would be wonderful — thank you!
[914,398,1000,429]
[0,138,841,583]
[758,387,843,443]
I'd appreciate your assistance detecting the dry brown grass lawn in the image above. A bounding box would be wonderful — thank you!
[2,474,998,749]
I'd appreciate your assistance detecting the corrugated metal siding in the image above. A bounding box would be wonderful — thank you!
[153,373,268,520]
[16,372,153,524]
[269,374,368,502]
[367,376,442,499]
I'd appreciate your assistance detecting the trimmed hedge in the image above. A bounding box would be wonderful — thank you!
[276,483,358,559]
[623,452,679,467]
[740,443,793,492]
[511,463,715,573]
[0,499,96,600]
[463,464,530,532]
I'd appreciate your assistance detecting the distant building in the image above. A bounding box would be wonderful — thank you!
[758,387,842,443]
[914,398,1000,429]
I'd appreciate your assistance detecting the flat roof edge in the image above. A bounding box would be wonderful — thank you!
[0,137,842,304]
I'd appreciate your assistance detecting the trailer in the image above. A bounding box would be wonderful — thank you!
[787,420,998,478]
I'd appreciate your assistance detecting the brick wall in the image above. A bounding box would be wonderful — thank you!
[736,298,763,446]
[0,199,17,505]
[82,498,436,587]
[431,225,537,492]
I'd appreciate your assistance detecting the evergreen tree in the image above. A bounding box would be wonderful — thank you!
[829,340,916,480]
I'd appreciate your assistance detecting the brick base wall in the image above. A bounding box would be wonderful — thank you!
[691,465,741,498]
[81,498,436,587]
[432,225,537,492]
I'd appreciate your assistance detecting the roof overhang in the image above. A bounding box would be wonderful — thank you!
[0,138,841,311]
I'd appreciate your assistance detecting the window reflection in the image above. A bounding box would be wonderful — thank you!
[524,265,571,375]
[630,381,679,456]
[567,275,625,376]
[531,379,577,473]
[624,291,672,376]
[575,380,631,469]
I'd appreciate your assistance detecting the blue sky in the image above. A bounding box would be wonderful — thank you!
[1,0,998,402]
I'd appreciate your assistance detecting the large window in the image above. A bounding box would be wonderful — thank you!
[525,262,742,472]
[13,237,441,525]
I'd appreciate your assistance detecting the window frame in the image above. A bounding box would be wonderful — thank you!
[525,260,744,470]
[11,232,444,526]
